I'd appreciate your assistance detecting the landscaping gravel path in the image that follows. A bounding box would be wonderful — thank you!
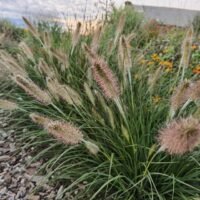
[0,110,67,200]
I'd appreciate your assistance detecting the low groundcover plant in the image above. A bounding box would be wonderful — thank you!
[1,7,200,200]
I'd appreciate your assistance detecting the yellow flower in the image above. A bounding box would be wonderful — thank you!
[153,95,161,104]
[147,61,155,66]
[193,65,200,74]
[151,53,160,62]
[159,61,173,68]
[159,61,173,72]
[192,45,198,50]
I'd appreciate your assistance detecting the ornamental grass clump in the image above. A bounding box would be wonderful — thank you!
[1,7,200,200]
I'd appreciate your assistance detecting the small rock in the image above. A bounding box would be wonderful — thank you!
[22,128,27,133]
[2,123,8,128]
[48,191,56,199]
[0,155,10,162]
[30,162,41,168]
[9,143,16,152]
[74,190,78,195]
[26,194,40,200]
[31,176,46,184]
[8,130,14,134]
[0,187,7,195]
[0,148,10,153]
[0,129,7,138]
[16,186,26,198]
[4,173,12,184]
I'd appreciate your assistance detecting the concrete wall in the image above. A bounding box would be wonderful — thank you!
[134,5,200,27]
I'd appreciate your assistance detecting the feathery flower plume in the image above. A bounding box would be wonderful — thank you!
[41,31,51,49]
[84,140,100,155]
[46,78,82,106]
[30,113,50,126]
[92,58,120,100]
[91,24,102,52]
[46,77,60,101]
[0,99,18,110]
[71,22,82,54]
[83,44,99,64]
[17,54,26,66]
[13,75,52,105]
[148,67,162,93]
[22,17,39,39]
[19,41,34,62]
[189,80,200,101]
[157,117,200,155]
[38,58,55,78]
[30,113,83,145]
[64,85,82,106]
[170,81,191,111]
[0,50,26,76]
[126,32,136,44]
[118,35,132,73]
[179,26,193,80]
[51,48,69,70]
[114,14,125,48]
[46,121,83,145]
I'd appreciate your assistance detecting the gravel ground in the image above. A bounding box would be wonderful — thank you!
[0,110,70,200]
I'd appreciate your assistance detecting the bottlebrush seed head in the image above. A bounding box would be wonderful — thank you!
[157,117,200,155]
[92,58,120,100]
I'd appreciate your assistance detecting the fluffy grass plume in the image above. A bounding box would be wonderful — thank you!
[0,99,18,110]
[91,24,102,52]
[179,26,194,80]
[46,77,82,106]
[71,22,82,54]
[170,80,191,111]
[92,58,120,100]
[158,117,200,155]
[30,113,83,145]
[13,75,52,105]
